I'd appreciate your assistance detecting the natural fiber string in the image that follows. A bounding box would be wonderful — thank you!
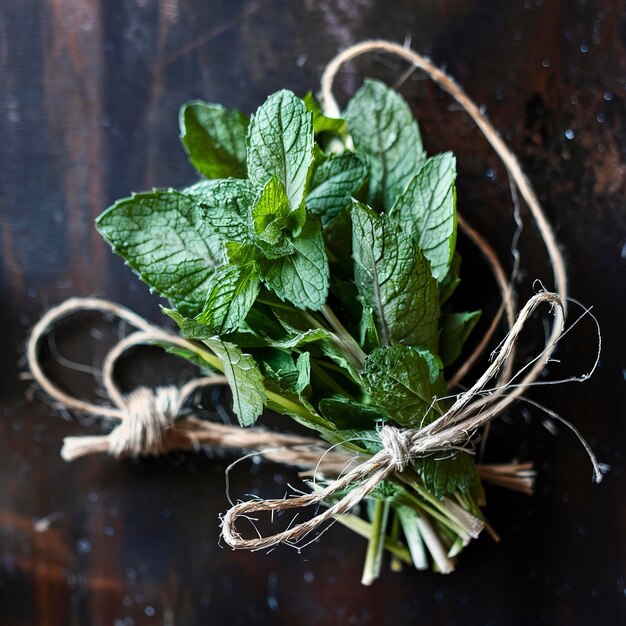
[26,297,351,469]
[221,292,602,551]
[219,40,592,551]
[27,298,537,496]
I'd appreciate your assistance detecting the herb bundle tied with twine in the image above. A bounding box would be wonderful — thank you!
[26,40,602,585]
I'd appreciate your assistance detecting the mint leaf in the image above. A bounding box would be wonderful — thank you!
[415,451,479,498]
[271,328,333,349]
[259,348,310,395]
[390,152,457,282]
[439,311,481,366]
[362,345,442,428]
[318,396,386,430]
[268,306,361,381]
[164,308,266,427]
[359,304,380,353]
[307,153,367,225]
[251,176,300,244]
[196,178,255,246]
[344,79,425,210]
[295,352,311,395]
[182,179,220,198]
[261,218,329,310]
[303,91,348,137]
[179,101,248,179]
[439,252,462,305]
[351,200,439,350]
[96,190,224,317]
[247,90,314,213]
[194,264,261,335]
[323,207,353,269]
[203,337,266,427]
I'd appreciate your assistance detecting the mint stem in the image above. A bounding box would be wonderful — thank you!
[415,514,455,574]
[334,513,412,565]
[361,499,390,585]
[321,304,367,366]
[389,512,403,572]
[396,505,428,570]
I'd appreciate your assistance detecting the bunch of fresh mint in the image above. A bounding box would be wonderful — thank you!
[97,79,486,580]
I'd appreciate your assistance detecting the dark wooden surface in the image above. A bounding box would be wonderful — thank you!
[1,1,625,624]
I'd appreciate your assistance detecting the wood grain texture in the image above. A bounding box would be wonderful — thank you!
[1,1,625,624]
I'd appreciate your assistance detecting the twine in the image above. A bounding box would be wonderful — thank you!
[221,292,601,551]
[26,297,350,469]
[219,40,595,551]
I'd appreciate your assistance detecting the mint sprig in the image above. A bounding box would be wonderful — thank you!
[96,82,485,580]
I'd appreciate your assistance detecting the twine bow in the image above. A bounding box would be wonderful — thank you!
[220,292,602,550]
[219,39,604,550]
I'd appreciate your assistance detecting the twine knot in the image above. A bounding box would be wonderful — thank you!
[379,425,412,472]
[107,386,183,458]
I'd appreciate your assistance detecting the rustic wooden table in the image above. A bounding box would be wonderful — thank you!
[1,1,624,624]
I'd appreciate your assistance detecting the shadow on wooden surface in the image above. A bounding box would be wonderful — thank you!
[1,1,624,624]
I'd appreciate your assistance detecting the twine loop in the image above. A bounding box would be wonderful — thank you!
[26,297,352,469]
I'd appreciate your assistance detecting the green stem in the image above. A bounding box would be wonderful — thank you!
[395,505,428,570]
[395,471,476,538]
[334,513,412,565]
[415,514,455,574]
[361,499,390,585]
[389,512,403,572]
[265,391,332,429]
[396,486,466,538]
[322,304,367,366]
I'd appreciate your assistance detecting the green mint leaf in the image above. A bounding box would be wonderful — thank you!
[271,328,333,349]
[203,337,266,427]
[163,309,266,427]
[270,307,362,382]
[295,352,311,395]
[251,176,298,244]
[439,252,462,305]
[415,451,479,499]
[318,396,386,430]
[351,200,439,349]
[307,153,367,225]
[96,190,224,317]
[303,91,348,137]
[194,264,261,335]
[196,178,256,245]
[368,479,408,502]
[390,152,457,282]
[261,217,329,310]
[362,345,442,428]
[439,311,481,366]
[179,101,248,179]
[344,79,425,210]
[259,348,302,391]
[257,348,312,404]
[323,207,353,271]
[247,90,314,213]
[359,304,381,353]
[182,179,221,198]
